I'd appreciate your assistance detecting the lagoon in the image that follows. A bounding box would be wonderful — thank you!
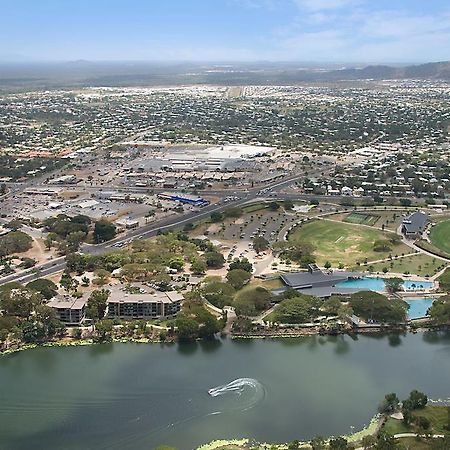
[1,333,450,450]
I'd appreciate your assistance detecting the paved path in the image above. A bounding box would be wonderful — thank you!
[397,224,450,263]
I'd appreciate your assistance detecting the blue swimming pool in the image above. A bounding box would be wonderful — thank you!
[405,298,434,320]
[336,277,433,292]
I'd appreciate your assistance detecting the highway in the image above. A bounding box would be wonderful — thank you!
[0,170,347,286]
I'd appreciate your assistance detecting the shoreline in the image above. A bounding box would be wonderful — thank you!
[195,415,381,450]
[1,325,447,357]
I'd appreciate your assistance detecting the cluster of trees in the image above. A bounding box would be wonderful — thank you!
[65,232,221,287]
[43,214,91,254]
[379,390,439,438]
[0,281,64,348]
[273,240,316,267]
[0,231,33,258]
[175,299,224,341]
[42,214,117,253]
[273,293,353,325]
[348,291,408,323]
[428,295,450,325]
[199,257,253,310]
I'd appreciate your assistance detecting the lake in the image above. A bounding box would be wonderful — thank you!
[1,333,450,450]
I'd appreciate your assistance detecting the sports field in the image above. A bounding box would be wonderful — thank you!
[343,212,380,226]
[429,219,450,254]
[289,219,410,266]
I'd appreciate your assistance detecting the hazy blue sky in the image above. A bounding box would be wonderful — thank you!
[1,0,450,62]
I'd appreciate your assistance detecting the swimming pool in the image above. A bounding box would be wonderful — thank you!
[405,298,434,320]
[336,277,433,292]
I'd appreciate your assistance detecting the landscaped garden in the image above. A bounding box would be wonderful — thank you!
[368,253,444,277]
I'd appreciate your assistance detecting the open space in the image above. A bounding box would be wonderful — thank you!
[288,219,410,267]
[429,219,450,255]
[368,253,444,277]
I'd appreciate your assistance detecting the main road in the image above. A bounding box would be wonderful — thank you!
[0,171,354,286]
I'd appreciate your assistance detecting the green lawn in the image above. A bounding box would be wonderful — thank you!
[430,220,450,255]
[384,406,450,437]
[384,418,410,435]
[289,220,410,267]
[369,254,444,277]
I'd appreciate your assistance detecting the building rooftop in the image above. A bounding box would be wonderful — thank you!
[108,286,183,304]
[47,294,88,310]
[280,270,362,290]
[402,211,429,234]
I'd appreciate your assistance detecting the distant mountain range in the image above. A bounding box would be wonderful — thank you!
[0,60,449,90]
[318,61,450,81]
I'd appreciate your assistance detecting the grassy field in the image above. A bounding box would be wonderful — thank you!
[368,253,444,277]
[344,212,381,226]
[289,220,410,266]
[385,406,450,435]
[429,220,450,255]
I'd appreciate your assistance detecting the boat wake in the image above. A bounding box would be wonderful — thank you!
[207,378,265,412]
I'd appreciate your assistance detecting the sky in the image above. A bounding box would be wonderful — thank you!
[1,0,450,63]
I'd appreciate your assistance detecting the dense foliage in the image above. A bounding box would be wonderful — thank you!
[349,291,408,323]
[0,231,33,257]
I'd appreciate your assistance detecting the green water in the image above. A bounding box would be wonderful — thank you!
[1,333,450,450]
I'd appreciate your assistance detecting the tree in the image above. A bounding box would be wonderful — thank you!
[169,257,184,271]
[324,261,332,269]
[310,436,326,450]
[210,211,224,223]
[253,236,269,254]
[229,257,253,273]
[400,198,412,207]
[85,289,110,321]
[234,286,272,317]
[65,252,87,274]
[329,437,348,450]
[0,231,33,257]
[274,295,321,324]
[283,200,294,210]
[0,285,41,318]
[94,219,116,243]
[94,319,114,342]
[349,291,408,323]
[375,432,397,450]
[384,278,403,294]
[361,435,376,449]
[190,258,207,275]
[202,281,235,309]
[5,219,23,231]
[204,251,225,269]
[428,295,450,325]
[373,240,392,252]
[379,393,399,414]
[175,316,200,341]
[66,230,86,252]
[322,296,342,315]
[268,201,280,211]
[92,268,111,286]
[26,278,58,300]
[226,269,251,290]
[403,390,428,410]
